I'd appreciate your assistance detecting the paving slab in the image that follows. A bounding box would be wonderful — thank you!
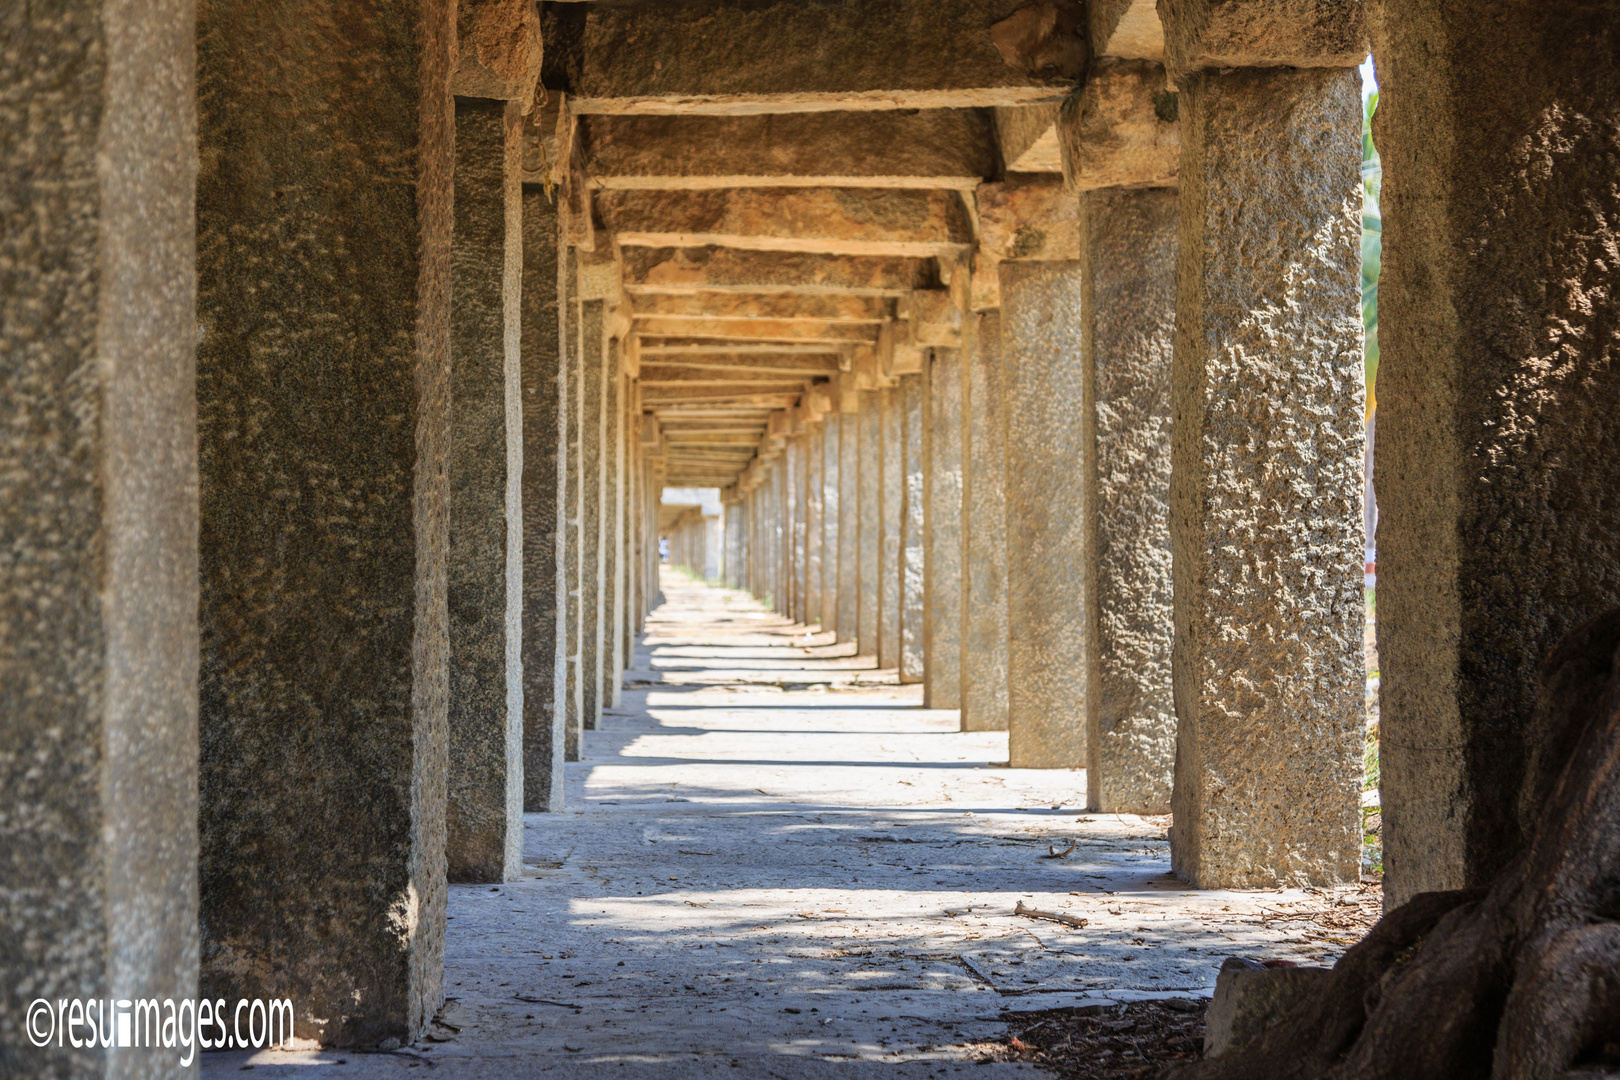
[204,573,1379,1076]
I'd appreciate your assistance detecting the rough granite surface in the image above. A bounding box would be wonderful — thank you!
[562,252,582,762]
[899,376,927,684]
[1371,0,1620,903]
[579,299,605,733]
[600,341,623,707]
[1084,189,1177,815]
[923,350,964,710]
[446,100,523,885]
[1058,58,1178,192]
[879,387,905,669]
[1001,261,1090,770]
[1158,0,1368,81]
[520,185,565,813]
[195,0,452,1045]
[857,391,884,656]
[1169,67,1364,889]
[961,313,1011,733]
[838,402,861,642]
[0,1,199,1073]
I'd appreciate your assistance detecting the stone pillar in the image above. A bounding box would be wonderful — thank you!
[1167,66,1365,888]
[446,100,523,883]
[879,386,905,669]
[195,0,457,1044]
[1,1,198,1067]
[807,423,824,626]
[857,390,883,656]
[961,313,1010,731]
[899,374,927,683]
[924,349,964,709]
[601,339,623,709]
[562,257,582,762]
[838,397,861,643]
[821,414,841,632]
[1082,189,1178,814]
[795,434,810,623]
[579,301,604,732]
[521,179,565,813]
[1002,262,1090,768]
[1371,0,1620,902]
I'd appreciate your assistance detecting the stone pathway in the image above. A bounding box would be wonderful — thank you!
[207,571,1379,1077]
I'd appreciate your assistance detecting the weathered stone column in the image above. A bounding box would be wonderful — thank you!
[879,386,905,669]
[961,313,1010,731]
[807,421,824,626]
[446,99,523,883]
[601,339,623,709]
[521,179,565,813]
[1164,24,1366,885]
[578,300,605,732]
[795,432,810,623]
[195,0,477,1044]
[899,374,927,683]
[838,392,861,642]
[2,1,198,1066]
[857,390,883,656]
[821,414,841,632]
[562,255,583,762]
[1002,262,1090,768]
[1082,188,1177,814]
[924,349,964,709]
[1372,0,1620,903]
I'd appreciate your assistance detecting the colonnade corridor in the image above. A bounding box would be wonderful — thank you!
[207,570,1380,1077]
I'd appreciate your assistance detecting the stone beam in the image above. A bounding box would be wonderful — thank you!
[582,111,995,190]
[630,293,891,323]
[994,104,1063,172]
[1159,0,1368,80]
[632,318,878,343]
[1089,0,1165,60]
[977,175,1081,262]
[1057,59,1178,191]
[600,188,974,258]
[639,342,853,357]
[548,0,1083,115]
[639,357,844,376]
[623,247,934,296]
[453,0,543,102]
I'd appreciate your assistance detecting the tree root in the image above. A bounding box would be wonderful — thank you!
[1171,609,1620,1080]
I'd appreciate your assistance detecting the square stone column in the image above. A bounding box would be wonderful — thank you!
[961,313,1010,732]
[521,182,565,813]
[601,339,623,708]
[924,349,965,710]
[578,300,605,732]
[1,1,199,1067]
[446,99,523,883]
[807,423,824,626]
[195,0,456,1045]
[1169,67,1365,888]
[795,434,810,623]
[1084,188,1178,814]
[562,255,583,762]
[1372,0,1620,902]
[838,399,861,643]
[821,414,841,632]
[899,374,927,683]
[878,386,905,669]
[857,391,883,656]
[1002,262,1090,768]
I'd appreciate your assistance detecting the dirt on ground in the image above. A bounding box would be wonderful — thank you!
[976,998,1210,1078]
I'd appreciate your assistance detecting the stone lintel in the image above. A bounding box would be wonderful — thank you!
[910,289,965,347]
[582,111,995,190]
[600,188,974,259]
[632,318,876,343]
[1058,59,1178,192]
[994,103,1064,172]
[1158,0,1368,81]
[1089,0,1165,60]
[638,356,844,376]
[622,246,933,296]
[630,293,891,323]
[551,0,1079,115]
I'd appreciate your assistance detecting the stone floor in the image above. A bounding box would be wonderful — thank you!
[206,571,1380,1077]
